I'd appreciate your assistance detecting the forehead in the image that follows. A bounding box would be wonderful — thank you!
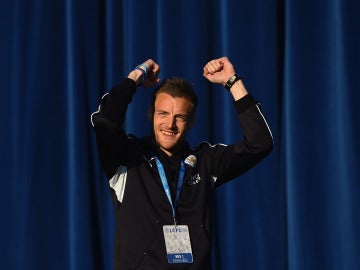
[154,93,193,114]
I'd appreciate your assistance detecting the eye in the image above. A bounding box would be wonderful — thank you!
[176,115,187,122]
[157,111,168,117]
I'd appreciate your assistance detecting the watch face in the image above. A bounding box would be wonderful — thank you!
[226,75,236,88]
[229,76,236,83]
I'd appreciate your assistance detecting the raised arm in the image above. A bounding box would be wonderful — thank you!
[91,59,160,178]
[202,56,273,184]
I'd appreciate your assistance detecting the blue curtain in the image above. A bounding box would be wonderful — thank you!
[1,0,359,269]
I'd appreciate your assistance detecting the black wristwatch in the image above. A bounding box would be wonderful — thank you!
[224,74,242,91]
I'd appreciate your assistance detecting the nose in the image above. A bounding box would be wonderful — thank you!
[166,116,177,129]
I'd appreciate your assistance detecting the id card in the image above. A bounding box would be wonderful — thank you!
[163,225,193,264]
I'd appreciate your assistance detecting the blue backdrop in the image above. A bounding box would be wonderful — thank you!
[1,0,359,269]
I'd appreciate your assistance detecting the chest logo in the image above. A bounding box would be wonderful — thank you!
[184,155,197,168]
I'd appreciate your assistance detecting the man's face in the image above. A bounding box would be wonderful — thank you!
[153,92,194,156]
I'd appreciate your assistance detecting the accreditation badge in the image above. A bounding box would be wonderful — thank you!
[163,225,193,264]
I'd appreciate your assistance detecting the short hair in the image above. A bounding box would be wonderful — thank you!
[148,77,198,121]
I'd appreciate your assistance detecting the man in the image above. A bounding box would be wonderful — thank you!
[91,57,273,269]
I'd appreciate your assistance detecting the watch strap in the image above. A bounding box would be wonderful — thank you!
[224,74,242,91]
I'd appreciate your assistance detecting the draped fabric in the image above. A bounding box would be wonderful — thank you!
[1,0,359,269]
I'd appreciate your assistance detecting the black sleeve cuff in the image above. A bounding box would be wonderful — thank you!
[234,93,257,114]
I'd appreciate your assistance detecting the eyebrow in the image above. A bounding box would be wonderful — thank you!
[155,110,169,114]
[155,110,188,118]
[175,113,188,118]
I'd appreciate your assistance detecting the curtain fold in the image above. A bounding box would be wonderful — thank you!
[283,0,360,269]
[0,0,359,269]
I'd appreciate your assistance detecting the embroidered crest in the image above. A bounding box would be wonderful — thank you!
[187,173,201,185]
[184,155,197,168]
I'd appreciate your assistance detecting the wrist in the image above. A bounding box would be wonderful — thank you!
[224,73,242,91]
[127,64,148,86]
[228,77,248,101]
[127,69,144,86]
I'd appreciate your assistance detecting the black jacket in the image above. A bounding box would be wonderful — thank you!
[91,78,273,270]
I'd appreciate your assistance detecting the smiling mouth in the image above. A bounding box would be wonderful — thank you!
[161,130,177,136]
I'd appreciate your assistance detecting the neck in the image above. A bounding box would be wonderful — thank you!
[160,147,176,157]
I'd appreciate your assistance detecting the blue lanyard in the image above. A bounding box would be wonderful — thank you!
[154,157,185,225]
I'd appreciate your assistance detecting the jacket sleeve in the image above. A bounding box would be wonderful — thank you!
[209,94,273,185]
[91,78,137,179]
